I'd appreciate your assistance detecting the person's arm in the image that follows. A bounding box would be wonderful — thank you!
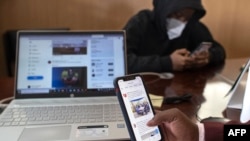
[203,120,250,141]
[148,108,250,141]
[147,108,226,141]
[147,108,199,141]
[203,122,224,141]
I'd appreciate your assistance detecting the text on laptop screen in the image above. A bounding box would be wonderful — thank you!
[16,31,126,97]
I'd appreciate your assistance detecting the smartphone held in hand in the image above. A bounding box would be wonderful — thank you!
[114,74,163,141]
[191,42,212,55]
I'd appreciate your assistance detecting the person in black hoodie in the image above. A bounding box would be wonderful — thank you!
[124,0,226,74]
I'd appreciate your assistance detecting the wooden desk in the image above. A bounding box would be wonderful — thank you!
[142,64,223,120]
[0,58,247,121]
[142,58,248,121]
[0,77,14,103]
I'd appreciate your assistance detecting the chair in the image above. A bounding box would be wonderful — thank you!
[3,28,70,77]
[3,30,17,77]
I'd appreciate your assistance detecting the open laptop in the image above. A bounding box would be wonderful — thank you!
[0,30,130,141]
[198,58,250,122]
[226,58,250,122]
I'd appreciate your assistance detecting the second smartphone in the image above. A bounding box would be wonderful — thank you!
[114,74,163,141]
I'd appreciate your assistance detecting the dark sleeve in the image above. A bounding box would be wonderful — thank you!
[203,122,224,141]
[123,11,173,74]
[126,54,172,74]
[204,120,250,141]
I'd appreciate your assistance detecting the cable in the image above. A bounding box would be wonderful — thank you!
[0,97,13,114]
[0,96,14,104]
[0,96,14,110]
[0,104,8,108]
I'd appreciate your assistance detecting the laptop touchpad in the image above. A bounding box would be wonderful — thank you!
[18,125,71,141]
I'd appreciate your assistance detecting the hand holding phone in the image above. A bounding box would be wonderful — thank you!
[114,74,163,141]
[191,42,212,56]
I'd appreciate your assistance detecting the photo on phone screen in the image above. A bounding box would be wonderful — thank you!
[114,75,162,141]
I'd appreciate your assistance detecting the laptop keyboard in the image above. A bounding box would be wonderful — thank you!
[0,104,124,126]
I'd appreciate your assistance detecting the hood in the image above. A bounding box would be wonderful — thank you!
[153,0,206,35]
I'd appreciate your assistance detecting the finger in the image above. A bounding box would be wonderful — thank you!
[204,58,209,64]
[177,48,190,55]
[196,58,209,64]
[154,109,161,114]
[147,109,179,126]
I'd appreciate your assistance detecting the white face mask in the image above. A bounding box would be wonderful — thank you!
[166,18,187,40]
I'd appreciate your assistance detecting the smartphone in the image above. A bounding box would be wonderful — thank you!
[114,74,163,141]
[191,42,212,55]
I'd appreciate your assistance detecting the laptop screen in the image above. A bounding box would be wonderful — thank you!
[15,30,127,98]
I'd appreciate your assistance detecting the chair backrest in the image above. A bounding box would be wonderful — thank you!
[3,28,70,77]
[3,30,18,77]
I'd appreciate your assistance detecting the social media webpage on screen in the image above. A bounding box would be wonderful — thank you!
[118,76,161,141]
[16,33,125,95]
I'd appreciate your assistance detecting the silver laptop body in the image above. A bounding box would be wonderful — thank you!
[0,30,129,141]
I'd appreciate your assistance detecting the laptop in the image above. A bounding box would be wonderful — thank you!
[227,58,250,122]
[198,58,250,122]
[0,30,130,141]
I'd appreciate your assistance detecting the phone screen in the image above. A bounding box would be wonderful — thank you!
[191,42,212,55]
[116,75,162,141]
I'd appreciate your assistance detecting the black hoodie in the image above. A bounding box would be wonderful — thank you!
[124,0,226,73]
